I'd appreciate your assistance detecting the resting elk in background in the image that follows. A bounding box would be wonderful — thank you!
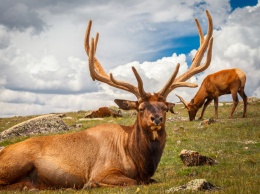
[177,68,247,121]
[0,10,213,190]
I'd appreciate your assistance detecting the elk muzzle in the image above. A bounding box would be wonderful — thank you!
[150,115,163,140]
[188,111,196,121]
[151,115,163,126]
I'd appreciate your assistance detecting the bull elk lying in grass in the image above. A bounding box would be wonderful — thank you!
[0,10,213,190]
[177,68,247,121]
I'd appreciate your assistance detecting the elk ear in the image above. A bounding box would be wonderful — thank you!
[190,99,194,105]
[166,102,175,113]
[114,99,138,110]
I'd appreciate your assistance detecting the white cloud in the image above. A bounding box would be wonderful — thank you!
[206,4,260,99]
[0,1,259,117]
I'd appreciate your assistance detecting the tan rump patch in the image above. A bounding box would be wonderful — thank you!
[235,68,246,87]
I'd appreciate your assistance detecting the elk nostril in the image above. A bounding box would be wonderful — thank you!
[151,116,162,126]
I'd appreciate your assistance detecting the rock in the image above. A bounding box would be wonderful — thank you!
[173,126,184,132]
[199,118,215,126]
[167,179,219,192]
[0,114,69,142]
[76,124,83,128]
[167,116,188,122]
[179,149,217,166]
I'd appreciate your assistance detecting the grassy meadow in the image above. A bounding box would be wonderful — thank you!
[0,101,259,194]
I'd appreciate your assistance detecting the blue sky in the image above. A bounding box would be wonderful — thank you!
[0,0,260,117]
[230,0,258,10]
[160,0,259,64]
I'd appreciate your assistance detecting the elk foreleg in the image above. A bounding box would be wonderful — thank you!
[214,97,219,119]
[86,169,137,188]
[0,178,37,191]
[198,98,213,120]
[238,88,247,117]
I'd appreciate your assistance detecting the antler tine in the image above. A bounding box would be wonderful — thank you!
[85,20,108,80]
[108,72,141,98]
[161,82,198,99]
[191,37,213,75]
[191,18,204,62]
[158,10,213,98]
[195,18,204,47]
[175,10,213,82]
[159,63,198,97]
[175,94,189,109]
[109,66,146,99]
[159,63,180,97]
[84,20,99,55]
[189,10,213,70]
[84,20,92,55]
[94,32,99,54]
[86,20,147,99]
[131,67,146,99]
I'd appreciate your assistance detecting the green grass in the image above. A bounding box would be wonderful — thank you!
[0,102,259,193]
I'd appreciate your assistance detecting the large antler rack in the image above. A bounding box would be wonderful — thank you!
[85,20,147,100]
[85,10,213,101]
[158,10,214,98]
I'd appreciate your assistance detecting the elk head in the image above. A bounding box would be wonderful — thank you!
[85,10,213,135]
[176,95,198,121]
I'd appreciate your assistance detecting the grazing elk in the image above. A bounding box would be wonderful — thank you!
[176,68,247,121]
[0,10,213,190]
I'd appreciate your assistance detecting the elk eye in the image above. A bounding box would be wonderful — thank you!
[138,108,144,112]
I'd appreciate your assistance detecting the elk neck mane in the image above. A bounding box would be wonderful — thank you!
[192,81,208,108]
[129,120,166,182]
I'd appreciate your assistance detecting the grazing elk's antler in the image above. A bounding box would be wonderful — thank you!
[159,10,213,98]
[85,10,213,100]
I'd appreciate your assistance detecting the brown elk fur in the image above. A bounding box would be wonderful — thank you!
[177,68,247,121]
[85,107,122,118]
[0,11,214,190]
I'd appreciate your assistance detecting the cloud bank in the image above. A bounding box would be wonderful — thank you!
[0,0,259,117]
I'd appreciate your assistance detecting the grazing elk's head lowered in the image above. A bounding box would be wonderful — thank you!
[0,10,213,190]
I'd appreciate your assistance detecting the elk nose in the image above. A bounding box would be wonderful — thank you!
[151,116,163,126]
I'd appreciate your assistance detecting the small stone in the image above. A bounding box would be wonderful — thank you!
[179,149,217,166]
[167,179,220,193]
